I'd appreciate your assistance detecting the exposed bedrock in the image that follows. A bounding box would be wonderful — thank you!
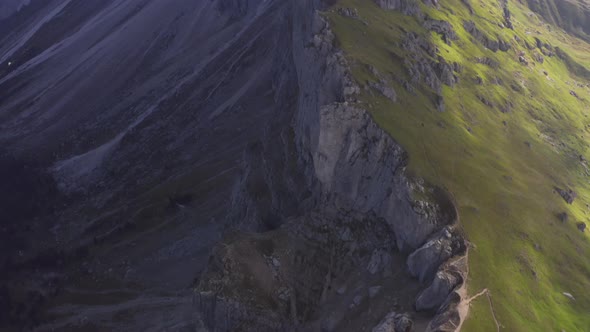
[196,1,468,331]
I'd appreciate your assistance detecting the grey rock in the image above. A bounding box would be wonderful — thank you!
[563,292,575,301]
[436,58,458,87]
[533,51,545,63]
[374,0,421,16]
[577,222,586,232]
[502,3,514,29]
[372,311,413,332]
[415,269,462,311]
[369,80,397,102]
[475,57,500,68]
[461,0,474,14]
[272,257,281,267]
[426,291,462,331]
[477,95,494,108]
[402,32,462,94]
[555,187,577,204]
[463,20,507,52]
[423,18,458,45]
[407,227,465,282]
[499,38,511,51]
[337,7,359,18]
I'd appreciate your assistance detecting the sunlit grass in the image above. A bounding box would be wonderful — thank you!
[328,0,590,330]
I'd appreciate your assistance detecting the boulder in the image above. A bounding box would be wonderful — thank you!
[407,227,465,282]
[372,312,413,332]
[426,291,462,331]
[577,222,586,232]
[415,269,462,311]
[369,80,397,102]
[555,187,577,204]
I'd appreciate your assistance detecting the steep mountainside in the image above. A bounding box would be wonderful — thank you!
[0,0,589,331]
[526,0,590,41]
[328,0,590,331]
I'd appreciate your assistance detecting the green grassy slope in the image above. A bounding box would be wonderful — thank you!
[327,0,590,330]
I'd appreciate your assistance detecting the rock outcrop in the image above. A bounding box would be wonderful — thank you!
[424,18,458,45]
[372,311,414,332]
[402,33,460,94]
[416,256,467,311]
[555,187,577,204]
[407,227,466,283]
[196,4,469,331]
[374,0,421,16]
[463,20,511,52]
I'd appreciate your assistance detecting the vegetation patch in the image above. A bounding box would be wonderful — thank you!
[327,0,590,330]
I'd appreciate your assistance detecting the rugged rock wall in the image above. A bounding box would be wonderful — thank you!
[196,1,469,331]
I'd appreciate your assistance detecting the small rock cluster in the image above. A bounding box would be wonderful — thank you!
[374,0,421,16]
[401,32,461,111]
[423,17,458,45]
[463,20,511,52]
[336,7,358,18]
[555,187,577,204]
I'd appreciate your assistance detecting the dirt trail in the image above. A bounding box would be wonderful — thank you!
[458,286,501,332]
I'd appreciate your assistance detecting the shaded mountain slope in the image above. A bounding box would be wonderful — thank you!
[0,0,467,330]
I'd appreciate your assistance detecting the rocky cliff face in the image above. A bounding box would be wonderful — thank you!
[196,2,468,331]
[0,0,466,330]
